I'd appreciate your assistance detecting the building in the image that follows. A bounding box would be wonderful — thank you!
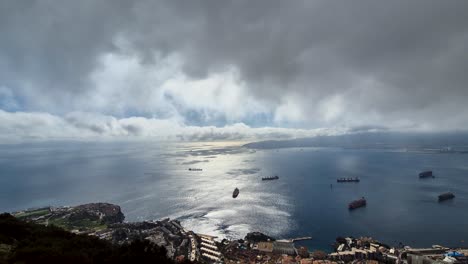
[273,241,296,255]
[257,242,273,253]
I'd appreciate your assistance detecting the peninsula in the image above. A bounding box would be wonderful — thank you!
[3,203,468,264]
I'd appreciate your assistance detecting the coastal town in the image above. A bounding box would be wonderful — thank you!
[10,203,468,264]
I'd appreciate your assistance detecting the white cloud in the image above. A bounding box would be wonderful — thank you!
[273,95,305,124]
[85,51,181,117]
[2,1,468,133]
[0,110,349,143]
[161,68,270,123]
[83,50,272,125]
[318,94,344,123]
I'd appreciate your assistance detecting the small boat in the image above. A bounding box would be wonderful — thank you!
[438,192,455,202]
[419,171,433,178]
[232,188,239,198]
[349,197,366,210]
[262,175,279,181]
[337,177,360,183]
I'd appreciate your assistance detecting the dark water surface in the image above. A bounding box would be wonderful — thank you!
[1,142,467,250]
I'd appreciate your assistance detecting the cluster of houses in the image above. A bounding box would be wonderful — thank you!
[13,204,468,264]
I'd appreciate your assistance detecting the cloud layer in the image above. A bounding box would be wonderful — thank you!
[0,110,349,143]
[1,0,468,141]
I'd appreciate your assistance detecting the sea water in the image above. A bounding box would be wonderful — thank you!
[1,141,467,251]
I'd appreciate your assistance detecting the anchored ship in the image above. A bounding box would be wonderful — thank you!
[232,188,239,198]
[438,192,455,202]
[349,197,366,210]
[337,177,360,183]
[419,170,433,178]
[262,175,279,181]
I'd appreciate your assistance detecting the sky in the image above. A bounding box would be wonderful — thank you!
[1,0,468,142]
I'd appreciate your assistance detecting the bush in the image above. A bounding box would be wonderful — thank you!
[0,213,192,264]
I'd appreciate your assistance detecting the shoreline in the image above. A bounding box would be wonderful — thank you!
[7,202,468,263]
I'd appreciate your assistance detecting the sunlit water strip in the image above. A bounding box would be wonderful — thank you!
[1,141,468,250]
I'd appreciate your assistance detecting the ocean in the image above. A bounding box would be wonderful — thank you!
[1,141,468,251]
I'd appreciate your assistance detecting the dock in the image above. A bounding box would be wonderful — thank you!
[292,236,312,242]
[278,237,313,243]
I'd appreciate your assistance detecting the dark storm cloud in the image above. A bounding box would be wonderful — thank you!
[0,0,133,111]
[126,1,468,107]
[1,0,468,130]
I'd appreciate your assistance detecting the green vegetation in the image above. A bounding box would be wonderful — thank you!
[13,208,50,220]
[0,213,194,264]
[48,218,106,231]
[0,244,11,263]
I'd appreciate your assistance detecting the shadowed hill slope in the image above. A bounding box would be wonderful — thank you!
[0,213,194,264]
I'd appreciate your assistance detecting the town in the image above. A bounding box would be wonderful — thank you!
[12,203,468,264]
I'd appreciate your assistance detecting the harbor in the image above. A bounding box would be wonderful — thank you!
[4,144,468,255]
[10,203,468,264]
[190,166,456,212]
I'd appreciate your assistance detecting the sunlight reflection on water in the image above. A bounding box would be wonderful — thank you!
[2,141,468,249]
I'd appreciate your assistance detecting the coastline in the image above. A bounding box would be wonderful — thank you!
[6,202,468,263]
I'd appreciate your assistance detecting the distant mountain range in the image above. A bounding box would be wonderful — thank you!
[243,132,468,150]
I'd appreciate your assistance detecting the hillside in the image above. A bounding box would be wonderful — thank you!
[0,213,192,264]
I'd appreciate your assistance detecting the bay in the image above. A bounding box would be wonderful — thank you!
[1,141,467,251]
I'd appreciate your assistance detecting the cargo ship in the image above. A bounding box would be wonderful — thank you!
[188,168,202,171]
[419,171,433,178]
[349,197,366,210]
[438,192,455,202]
[262,175,279,181]
[337,177,360,183]
[232,188,239,198]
